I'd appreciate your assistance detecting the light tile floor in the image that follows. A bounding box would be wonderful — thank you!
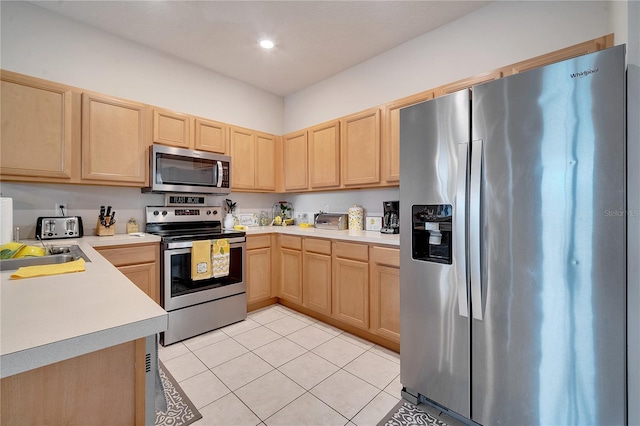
[159,304,401,426]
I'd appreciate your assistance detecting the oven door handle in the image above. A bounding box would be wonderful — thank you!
[166,237,246,250]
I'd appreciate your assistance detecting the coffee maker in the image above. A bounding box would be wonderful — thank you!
[381,201,399,234]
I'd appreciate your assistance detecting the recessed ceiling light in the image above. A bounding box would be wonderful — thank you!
[259,39,274,49]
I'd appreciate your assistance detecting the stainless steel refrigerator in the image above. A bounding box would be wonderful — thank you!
[400,45,627,425]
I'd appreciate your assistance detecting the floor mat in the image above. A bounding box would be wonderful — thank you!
[156,360,203,426]
[379,400,454,426]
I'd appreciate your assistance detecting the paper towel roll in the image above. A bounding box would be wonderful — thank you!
[1,197,13,244]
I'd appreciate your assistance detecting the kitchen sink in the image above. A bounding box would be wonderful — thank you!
[0,244,91,271]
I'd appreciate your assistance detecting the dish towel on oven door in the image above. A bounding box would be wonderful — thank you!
[212,238,230,278]
[191,240,212,281]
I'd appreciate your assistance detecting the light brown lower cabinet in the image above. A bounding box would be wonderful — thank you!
[303,238,332,316]
[249,234,400,350]
[369,246,400,343]
[279,235,303,304]
[246,235,273,304]
[332,241,369,330]
[1,339,147,425]
[95,242,160,304]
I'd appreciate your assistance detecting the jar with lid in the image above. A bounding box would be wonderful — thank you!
[348,204,364,230]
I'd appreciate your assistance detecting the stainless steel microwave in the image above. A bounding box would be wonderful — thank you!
[142,144,231,194]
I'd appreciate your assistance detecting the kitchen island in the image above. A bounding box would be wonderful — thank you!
[0,235,167,425]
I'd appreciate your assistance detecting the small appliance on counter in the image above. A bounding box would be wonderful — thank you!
[381,201,399,234]
[36,216,84,240]
[314,213,348,230]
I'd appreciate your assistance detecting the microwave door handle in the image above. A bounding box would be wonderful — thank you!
[216,161,223,187]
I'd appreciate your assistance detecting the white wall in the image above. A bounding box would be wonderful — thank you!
[284,1,612,132]
[0,1,283,135]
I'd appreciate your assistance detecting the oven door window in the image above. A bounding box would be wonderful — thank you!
[168,244,243,298]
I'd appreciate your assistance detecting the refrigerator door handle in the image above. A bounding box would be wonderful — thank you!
[455,142,469,318]
[470,139,483,320]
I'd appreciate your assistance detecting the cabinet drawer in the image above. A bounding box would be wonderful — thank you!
[304,238,331,255]
[370,246,400,268]
[333,241,368,261]
[96,244,157,267]
[247,234,271,250]
[280,235,302,250]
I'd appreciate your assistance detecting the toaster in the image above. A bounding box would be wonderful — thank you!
[36,216,84,240]
[314,213,348,230]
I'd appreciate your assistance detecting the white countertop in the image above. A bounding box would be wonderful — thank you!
[243,226,400,246]
[0,235,167,378]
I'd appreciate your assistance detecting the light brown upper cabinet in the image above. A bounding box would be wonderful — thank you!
[340,108,381,187]
[0,71,79,182]
[504,34,614,76]
[255,132,277,191]
[282,130,309,191]
[309,120,340,189]
[436,70,503,97]
[152,108,191,149]
[230,126,276,191]
[382,91,435,184]
[81,92,148,185]
[194,118,227,154]
[152,108,227,154]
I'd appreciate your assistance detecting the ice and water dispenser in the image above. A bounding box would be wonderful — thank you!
[411,204,453,264]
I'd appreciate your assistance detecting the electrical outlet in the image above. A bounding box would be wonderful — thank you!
[55,203,67,217]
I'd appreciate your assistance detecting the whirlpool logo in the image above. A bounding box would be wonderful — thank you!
[570,67,599,78]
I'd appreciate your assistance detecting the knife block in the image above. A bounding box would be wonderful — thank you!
[96,217,115,236]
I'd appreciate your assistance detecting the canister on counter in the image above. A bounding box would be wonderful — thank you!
[348,204,364,230]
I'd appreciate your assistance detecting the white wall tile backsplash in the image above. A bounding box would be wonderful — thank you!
[0,182,397,236]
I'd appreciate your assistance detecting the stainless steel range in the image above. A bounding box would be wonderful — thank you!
[146,204,246,346]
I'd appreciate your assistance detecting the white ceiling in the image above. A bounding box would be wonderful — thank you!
[28,1,491,97]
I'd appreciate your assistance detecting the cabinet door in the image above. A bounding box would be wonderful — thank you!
[195,117,227,154]
[506,34,613,76]
[280,248,303,304]
[283,131,308,191]
[369,246,400,343]
[118,263,159,305]
[152,108,191,149]
[81,92,148,184]
[1,72,76,180]
[95,243,159,304]
[247,247,272,303]
[332,257,369,330]
[303,252,332,316]
[382,91,434,184]
[255,132,276,191]
[230,126,255,189]
[436,71,502,97]
[341,108,381,186]
[309,120,340,189]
